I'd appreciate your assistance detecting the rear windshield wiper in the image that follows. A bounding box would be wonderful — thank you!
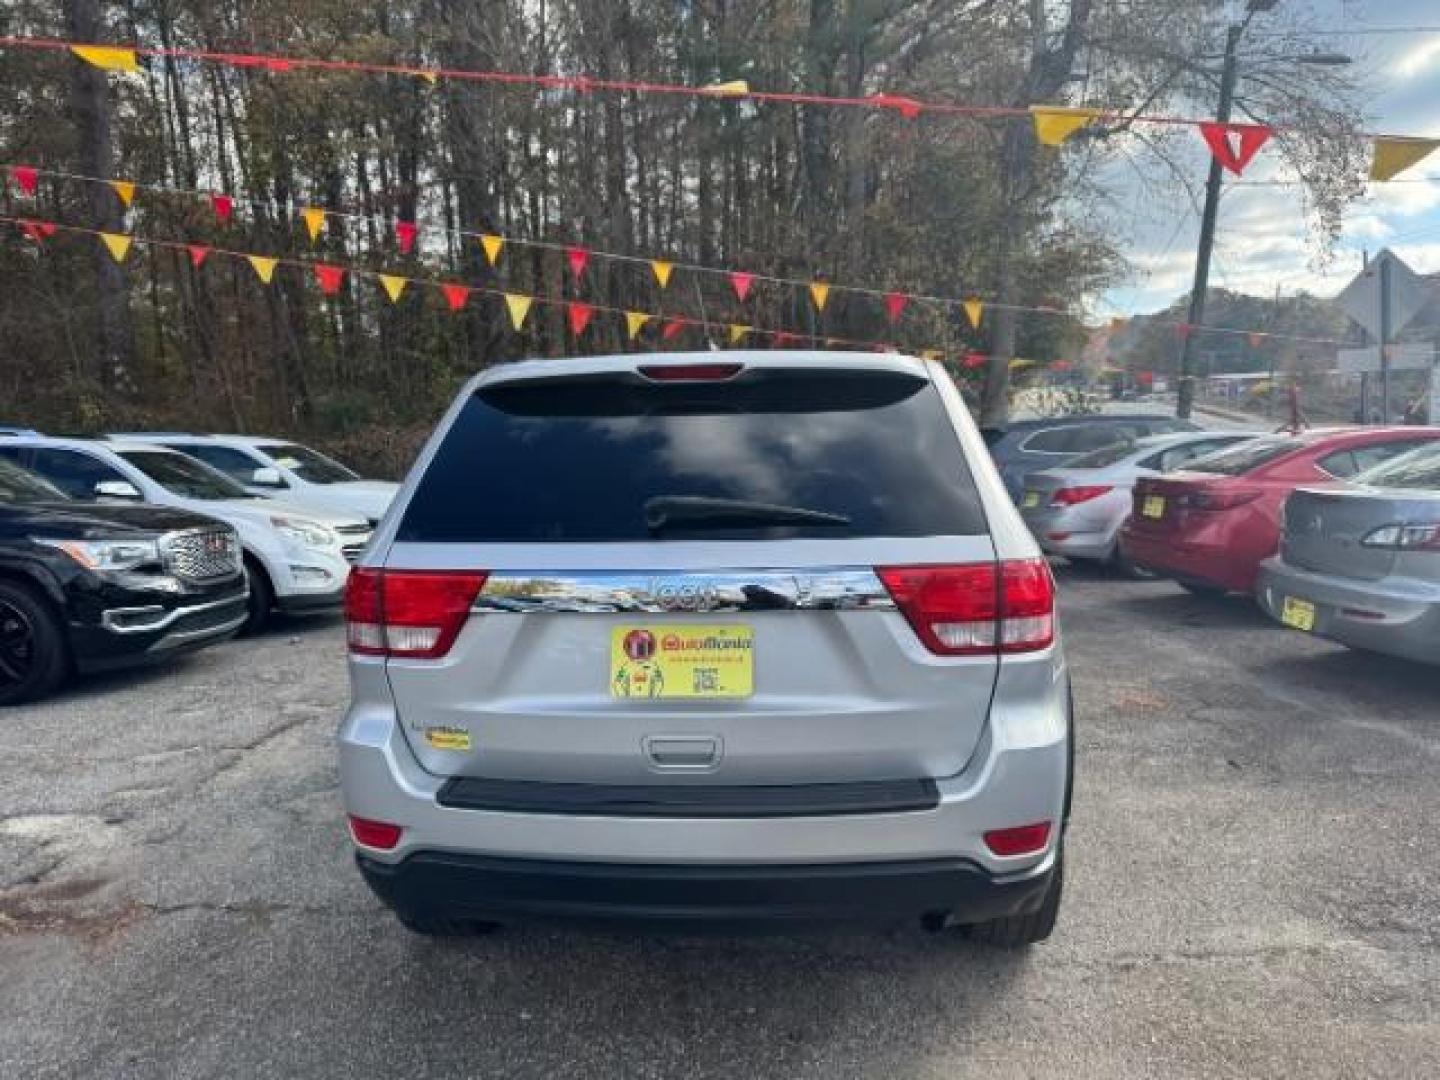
[644,495,851,532]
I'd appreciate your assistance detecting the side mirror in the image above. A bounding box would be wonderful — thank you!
[94,479,142,501]
[251,466,286,488]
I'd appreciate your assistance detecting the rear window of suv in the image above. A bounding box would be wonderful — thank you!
[398,368,988,541]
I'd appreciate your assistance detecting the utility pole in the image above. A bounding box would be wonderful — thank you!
[1378,255,1392,423]
[1175,20,1244,420]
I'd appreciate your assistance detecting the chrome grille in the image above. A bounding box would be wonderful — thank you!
[162,528,241,581]
[335,523,372,563]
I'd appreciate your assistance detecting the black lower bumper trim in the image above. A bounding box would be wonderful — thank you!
[358,851,1052,926]
[435,776,940,817]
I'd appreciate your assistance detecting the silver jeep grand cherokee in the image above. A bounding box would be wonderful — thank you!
[339,352,1072,946]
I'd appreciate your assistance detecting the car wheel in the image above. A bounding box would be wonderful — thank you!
[396,911,502,937]
[1179,581,1226,598]
[0,579,70,706]
[962,850,1064,949]
[242,557,274,635]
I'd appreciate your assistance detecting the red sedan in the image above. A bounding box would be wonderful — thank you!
[1119,427,1440,595]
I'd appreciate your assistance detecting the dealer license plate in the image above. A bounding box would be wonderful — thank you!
[1022,491,1041,509]
[610,625,754,700]
[1142,495,1166,519]
[1279,596,1316,632]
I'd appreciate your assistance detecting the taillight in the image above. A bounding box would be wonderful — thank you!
[984,821,1052,857]
[1051,485,1113,507]
[1361,523,1440,550]
[1179,488,1261,511]
[638,363,744,381]
[876,558,1055,656]
[347,815,403,850]
[344,567,488,659]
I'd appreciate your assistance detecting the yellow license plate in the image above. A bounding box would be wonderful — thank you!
[1280,596,1316,632]
[1142,495,1166,519]
[611,625,754,699]
[1022,491,1041,509]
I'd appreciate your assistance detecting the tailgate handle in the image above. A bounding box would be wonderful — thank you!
[644,735,722,771]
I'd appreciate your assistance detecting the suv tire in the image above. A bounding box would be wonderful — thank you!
[962,850,1063,949]
[396,911,501,937]
[0,579,69,706]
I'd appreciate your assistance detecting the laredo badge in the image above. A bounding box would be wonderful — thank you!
[423,726,472,751]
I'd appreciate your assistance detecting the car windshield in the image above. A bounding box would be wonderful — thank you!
[118,450,249,500]
[0,458,68,504]
[1063,439,1140,469]
[1185,436,1300,476]
[1352,442,1440,490]
[262,443,359,485]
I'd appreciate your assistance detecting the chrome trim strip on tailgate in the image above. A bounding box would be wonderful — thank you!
[473,569,898,614]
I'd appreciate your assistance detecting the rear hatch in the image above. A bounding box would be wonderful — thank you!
[375,361,1006,786]
[1283,486,1440,581]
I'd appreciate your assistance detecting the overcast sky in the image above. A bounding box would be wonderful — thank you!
[1097,0,1440,320]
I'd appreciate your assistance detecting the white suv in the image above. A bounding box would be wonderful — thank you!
[340,353,1072,944]
[114,434,398,524]
[0,438,371,632]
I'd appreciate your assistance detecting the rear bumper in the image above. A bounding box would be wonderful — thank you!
[1120,528,1258,593]
[338,649,1072,918]
[357,850,1055,926]
[1257,558,1440,665]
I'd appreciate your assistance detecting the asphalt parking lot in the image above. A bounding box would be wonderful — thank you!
[2,567,1437,1079]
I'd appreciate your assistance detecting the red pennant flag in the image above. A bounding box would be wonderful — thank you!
[1137,371,1155,386]
[773,330,799,348]
[313,263,346,296]
[961,351,987,370]
[661,317,687,341]
[187,244,210,268]
[568,301,595,336]
[1174,323,1193,340]
[869,93,923,120]
[730,271,755,302]
[1052,360,1074,372]
[395,221,417,255]
[884,291,907,324]
[441,283,471,311]
[19,219,56,243]
[1247,332,1266,348]
[11,165,38,196]
[211,193,234,224]
[567,247,589,281]
[1199,122,1272,176]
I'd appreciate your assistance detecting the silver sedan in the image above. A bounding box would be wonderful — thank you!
[1258,441,1440,664]
[1018,430,1259,569]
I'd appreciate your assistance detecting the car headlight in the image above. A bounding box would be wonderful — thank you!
[39,538,161,572]
[270,516,337,550]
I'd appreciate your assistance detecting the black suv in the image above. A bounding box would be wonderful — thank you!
[0,459,248,704]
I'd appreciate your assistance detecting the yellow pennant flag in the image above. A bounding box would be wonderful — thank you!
[1370,136,1440,182]
[963,297,984,329]
[110,180,136,207]
[1029,105,1102,147]
[301,207,326,242]
[728,324,750,344]
[248,255,279,284]
[920,349,942,362]
[412,69,438,85]
[503,293,532,330]
[71,45,140,73]
[625,311,650,340]
[702,79,750,97]
[99,232,132,263]
[651,260,673,288]
[810,282,830,312]
[480,234,505,267]
[1010,358,1035,371]
[378,274,407,303]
